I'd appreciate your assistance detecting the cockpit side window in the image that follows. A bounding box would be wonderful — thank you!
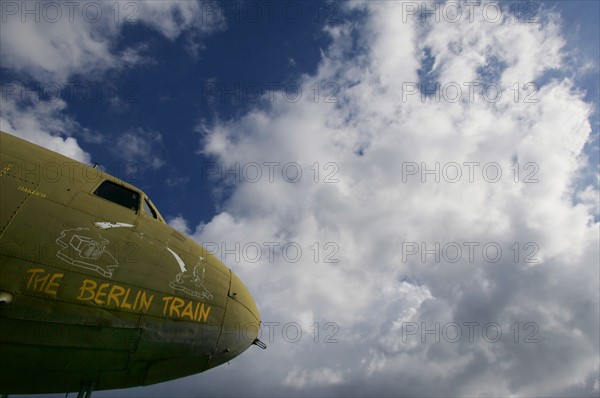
[143,198,158,219]
[93,181,140,211]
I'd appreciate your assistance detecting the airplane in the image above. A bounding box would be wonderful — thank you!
[0,130,265,397]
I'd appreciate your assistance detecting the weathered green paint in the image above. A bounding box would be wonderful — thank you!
[0,131,261,394]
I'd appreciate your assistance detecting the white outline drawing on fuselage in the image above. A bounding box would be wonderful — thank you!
[55,228,118,278]
[167,247,213,300]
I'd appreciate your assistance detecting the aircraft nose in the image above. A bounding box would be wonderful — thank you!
[207,270,261,369]
[228,271,261,327]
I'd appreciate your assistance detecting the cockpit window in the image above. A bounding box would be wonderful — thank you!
[143,198,158,219]
[93,181,139,211]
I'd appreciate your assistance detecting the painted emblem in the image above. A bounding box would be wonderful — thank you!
[167,248,213,300]
[56,228,118,278]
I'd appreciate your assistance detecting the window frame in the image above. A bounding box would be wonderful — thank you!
[142,197,158,220]
[92,180,141,212]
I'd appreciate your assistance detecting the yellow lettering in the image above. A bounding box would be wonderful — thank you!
[120,287,132,309]
[138,291,154,313]
[162,296,174,316]
[33,272,50,291]
[107,284,125,307]
[0,163,13,176]
[44,273,63,296]
[94,283,110,305]
[170,297,185,318]
[132,290,141,310]
[26,269,63,296]
[197,304,211,322]
[194,301,200,320]
[26,268,45,290]
[17,185,46,198]
[77,279,97,301]
[74,280,153,314]
[181,300,195,320]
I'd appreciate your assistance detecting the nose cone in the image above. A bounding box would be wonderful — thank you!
[228,271,261,327]
[207,271,261,369]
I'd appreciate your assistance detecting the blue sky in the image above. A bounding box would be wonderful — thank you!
[1,1,599,397]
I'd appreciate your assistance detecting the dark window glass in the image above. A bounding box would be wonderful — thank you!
[93,181,139,211]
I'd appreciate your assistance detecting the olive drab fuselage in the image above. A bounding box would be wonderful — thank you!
[0,131,261,394]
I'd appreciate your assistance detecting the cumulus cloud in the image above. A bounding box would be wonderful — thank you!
[177,2,599,397]
[0,92,91,163]
[284,367,344,389]
[0,1,226,168]
[110,128,165,175]
[167,215,192,235]
[0,0,225,82]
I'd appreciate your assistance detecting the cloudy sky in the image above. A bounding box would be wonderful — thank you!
[1,1,599,396]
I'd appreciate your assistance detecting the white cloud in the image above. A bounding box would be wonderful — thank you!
[577,185,600,216]
[167,215,191,235]
[183,1,599,396]
[135,0,225,41]
[111,128,165,174]
[0,0,225,81]
[0,93,90,163]
[0,1,226,169]
[284,367,344,389]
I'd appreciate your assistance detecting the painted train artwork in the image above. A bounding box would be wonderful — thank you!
[0,131,265,396]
